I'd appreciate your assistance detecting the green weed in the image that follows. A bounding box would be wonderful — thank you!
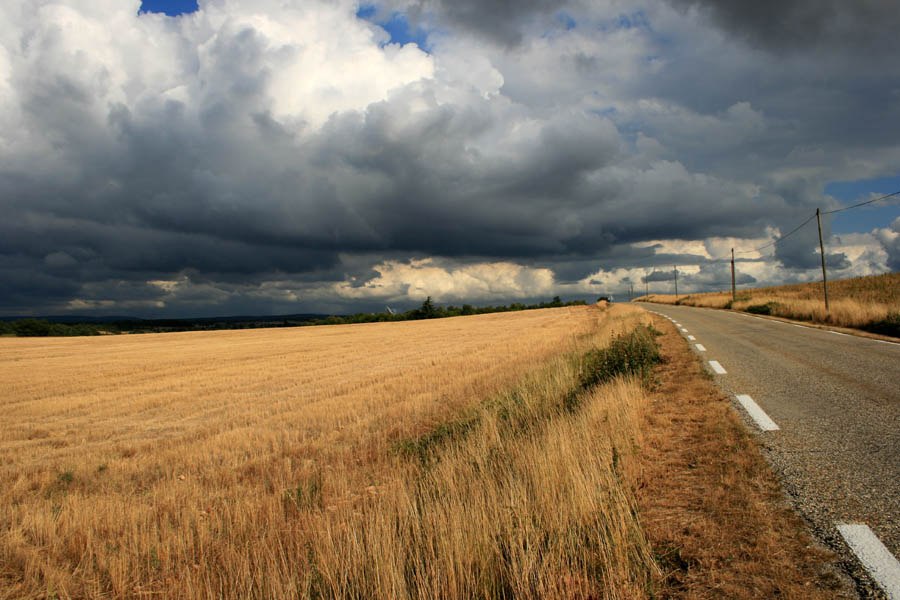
[580,326,661,389]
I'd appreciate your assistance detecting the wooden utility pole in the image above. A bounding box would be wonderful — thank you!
[731,247,736,302]
[629,282,634,301]
[816,208,830,310]
[673,265,678,300]
[645,279,649,297]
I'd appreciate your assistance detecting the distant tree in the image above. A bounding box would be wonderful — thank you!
[417,296,437,319]
[13,319,52,337]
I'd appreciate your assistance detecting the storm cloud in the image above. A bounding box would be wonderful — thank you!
[667,0,900,54]
[1,0,898,317]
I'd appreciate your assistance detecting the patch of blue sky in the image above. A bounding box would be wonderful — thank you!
[825,175,900,234]
[591,107,617,118]
[356,6,430,50]
[138,0,197,17]
[598,10,650,33]
[555,12,576,31]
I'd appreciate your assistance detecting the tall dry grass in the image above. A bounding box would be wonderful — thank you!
[636,271,900,334]
[1,303,657,598]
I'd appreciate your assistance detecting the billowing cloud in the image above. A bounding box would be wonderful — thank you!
[1,0,897,317]
[334,258,555,302]
[874,218,900,272]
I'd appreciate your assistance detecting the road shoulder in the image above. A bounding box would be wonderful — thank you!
[637,315,854,598]
[637,300,900,345]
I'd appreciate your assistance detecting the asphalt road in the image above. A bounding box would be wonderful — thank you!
[636,302,900,598]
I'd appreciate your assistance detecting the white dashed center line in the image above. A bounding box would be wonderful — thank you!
[695,344,706,352]
[708,360,727,374]
[735,394,779,431]
[837,523,900,600]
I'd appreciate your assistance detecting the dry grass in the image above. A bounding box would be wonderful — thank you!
[637,315,850,599]
[1,303,660,599]
[1,303,850,599]
[637,271,900,334]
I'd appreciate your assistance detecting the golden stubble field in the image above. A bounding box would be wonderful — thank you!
[2,304,656,599]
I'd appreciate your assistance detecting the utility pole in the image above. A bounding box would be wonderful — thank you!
[731,247,736,302]
[645,278,649,297]
[816,208,830,310]
[673,265,678,300]
[629,282,634,301]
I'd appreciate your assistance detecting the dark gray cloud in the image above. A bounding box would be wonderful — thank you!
[643,269,676,283]
[682,263,757,291]
[400,0,573,46]
[667,0,900,54]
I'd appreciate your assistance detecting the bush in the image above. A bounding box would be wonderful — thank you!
[864,313,900,338]
[746,302,779,315]
[581,326,661,389]
[13,319,53,336]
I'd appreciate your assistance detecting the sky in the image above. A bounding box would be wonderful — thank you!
[2,0,899,317]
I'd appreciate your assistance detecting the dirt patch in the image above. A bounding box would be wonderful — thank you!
[638,315,854,599]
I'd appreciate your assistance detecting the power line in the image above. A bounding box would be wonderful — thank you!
[821,189,900,215]
[624,188,900,267]
[734,213,817,256]
[733,188,899,256]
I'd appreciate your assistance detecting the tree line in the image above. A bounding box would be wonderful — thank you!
[0,296,590,337]
[306,296,587,327]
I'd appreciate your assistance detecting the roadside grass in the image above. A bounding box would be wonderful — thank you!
[636,271,900,336]
[637,315,851,599]
[313,359,662,598]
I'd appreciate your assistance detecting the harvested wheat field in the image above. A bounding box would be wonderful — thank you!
[637,271,900,336]
[1,304,664,599]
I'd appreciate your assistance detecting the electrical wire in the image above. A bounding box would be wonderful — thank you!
[734,213,817,256]
[820,189,900,214]
[625,188,899,268]
[732,188,899,256]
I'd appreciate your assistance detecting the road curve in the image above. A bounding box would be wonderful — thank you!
[636,302,900,597]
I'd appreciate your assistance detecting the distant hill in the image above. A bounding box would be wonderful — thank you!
[0,313,330,324]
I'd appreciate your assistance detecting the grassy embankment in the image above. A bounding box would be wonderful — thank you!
[1,304,845,598]
[636,271,900,337]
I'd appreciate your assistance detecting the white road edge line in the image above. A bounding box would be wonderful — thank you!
[695,344,706,352]
[829,331,850,336]
[837,523,900,600]
[688,335,696,341]
[681,328,688,332]
[708,360,727,374]
[735,394,779,431]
